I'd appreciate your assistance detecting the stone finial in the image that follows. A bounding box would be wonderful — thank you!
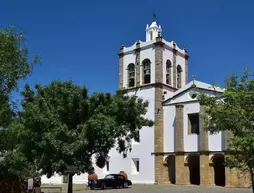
[158,31,161,37]
[121,42,124,48]
[183,44,188,51]
[191,75,196,87]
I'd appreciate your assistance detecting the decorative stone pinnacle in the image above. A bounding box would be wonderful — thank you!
[192,75,196,86]
[121,42,124,47]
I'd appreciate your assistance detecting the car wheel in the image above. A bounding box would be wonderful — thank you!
[123,182,128,188]
[101,183,105,190]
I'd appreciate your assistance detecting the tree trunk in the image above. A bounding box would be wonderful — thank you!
[67,174,73,193]
[249,167,254,193]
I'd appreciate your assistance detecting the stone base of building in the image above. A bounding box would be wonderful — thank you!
[154,153,251,188]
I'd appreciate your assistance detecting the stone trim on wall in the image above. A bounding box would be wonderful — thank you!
[153,36,166,184]
[175,104,184,152]
[185,53,189,85]
[199,105,208,151]
[200,154,214,186]
[118,45,124,89]
[123,82,177,93]
[175,155,190,185]
[135,41,141,87]
[172,43,177,88]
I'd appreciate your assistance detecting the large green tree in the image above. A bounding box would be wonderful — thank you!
[0,26,39,181]
[14,80,153,193]
[199,69,254,192]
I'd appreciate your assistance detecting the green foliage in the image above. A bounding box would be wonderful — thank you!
[14,80,153,193]
[198,68,254,190]
[0,26,39,180]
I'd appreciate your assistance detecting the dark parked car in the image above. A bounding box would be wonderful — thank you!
[88,174,132,190]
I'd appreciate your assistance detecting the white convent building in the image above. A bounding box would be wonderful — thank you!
[42,20,249,188]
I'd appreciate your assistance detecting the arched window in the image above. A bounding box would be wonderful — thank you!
[143,59,151,84]
[128,63,135,87]
[150,31,153,41]
[166,60,172,85]
[177,65,182,88]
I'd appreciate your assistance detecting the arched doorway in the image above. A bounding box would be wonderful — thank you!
[188,155,200,185]
[166,155,176,184]
[213,155,225,186]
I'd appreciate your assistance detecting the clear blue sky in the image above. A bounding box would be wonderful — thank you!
[1,0,253,98]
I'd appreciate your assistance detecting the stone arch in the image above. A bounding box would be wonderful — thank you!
[164,155,176,184]
[186,154,200,185]
[210,154,225,186]
[142,59,151,84]
[166,60,172,85]
[177,65,182,89]
[127,63,135,87]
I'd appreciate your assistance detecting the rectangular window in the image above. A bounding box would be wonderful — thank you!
[132,158,140,173]
[106,161,109,172]
[136,160,139,172]
[188,113,200,134]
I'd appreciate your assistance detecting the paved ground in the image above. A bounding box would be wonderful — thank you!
[43,185,252,193]
[85,185,252,193]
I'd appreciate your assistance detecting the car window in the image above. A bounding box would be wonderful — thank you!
[117,175,124,180]
[104,175,115,180]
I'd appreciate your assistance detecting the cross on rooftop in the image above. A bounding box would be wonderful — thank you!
[153,11,156,21]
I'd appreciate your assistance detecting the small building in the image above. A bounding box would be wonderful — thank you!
[42,19,249,188]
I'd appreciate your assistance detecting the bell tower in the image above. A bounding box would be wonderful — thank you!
[117,17,189,184]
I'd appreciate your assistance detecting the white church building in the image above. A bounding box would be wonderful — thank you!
[42,19,249,188]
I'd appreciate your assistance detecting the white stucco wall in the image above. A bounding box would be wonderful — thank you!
[163,105,175,152]
[208,132,223,151]
[41,173,63,184]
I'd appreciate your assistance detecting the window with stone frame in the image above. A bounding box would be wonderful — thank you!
[166,60,172,85]
[188,113,200,135]
[128,63,135,87]
[143,59,151,84]
[177,65,182,88]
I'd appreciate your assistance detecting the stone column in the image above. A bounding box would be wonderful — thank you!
[154,35,166,184]
[199,105,213,186]
[200,155,214,186]
[175,155,190,185]
[175,105,184,152]
[135,41,141,87]
[199,105,208,151]
[172,42,177,88]
[118,44,124,89]
[184,52,189,85]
